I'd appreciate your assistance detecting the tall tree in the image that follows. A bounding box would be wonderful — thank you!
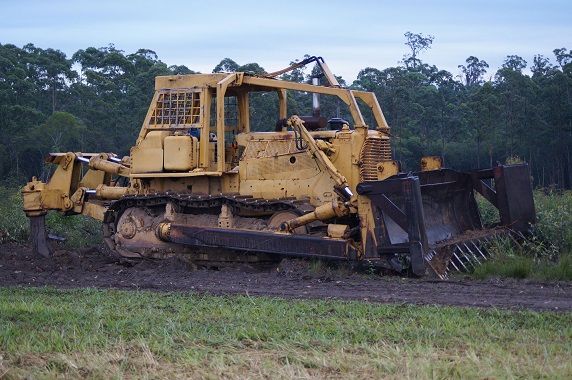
[1,42,571,189]
[213,58,240,73]
[23,44,77,113]
[502,55,527,72]
[403,32,434,69]
[531,55,554,77]
[458,56,489,86]
[553,48,572,68]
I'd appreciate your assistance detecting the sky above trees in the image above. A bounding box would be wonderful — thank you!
[1,0,570,81]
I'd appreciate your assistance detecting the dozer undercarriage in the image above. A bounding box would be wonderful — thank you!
[22,56,536,278]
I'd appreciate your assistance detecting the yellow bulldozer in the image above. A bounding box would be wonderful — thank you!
[22,56,536,278]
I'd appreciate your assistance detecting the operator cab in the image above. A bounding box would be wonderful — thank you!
[130,69,390,177]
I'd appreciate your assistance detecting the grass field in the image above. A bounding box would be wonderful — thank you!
[475,190,572,280]
[0,287,570,379]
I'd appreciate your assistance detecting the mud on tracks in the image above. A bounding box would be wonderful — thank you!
[0,243,570,312]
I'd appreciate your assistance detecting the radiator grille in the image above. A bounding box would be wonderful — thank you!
[359,137,392,181]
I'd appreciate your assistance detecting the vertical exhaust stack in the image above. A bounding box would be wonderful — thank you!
[300,77,327,130]
[312,77,320,117]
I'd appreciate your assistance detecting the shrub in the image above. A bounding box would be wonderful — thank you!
[534,190,572,255]
[0,187,29,243]
[535,254,572,281]
[474,190,572,281]
[473,254,533,280]
[476,194,500,227]
[0,186,101,248]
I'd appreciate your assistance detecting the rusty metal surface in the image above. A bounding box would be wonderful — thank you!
[358,164,536,278]
[28,215,52,258]
[102,193,317,258]
[493,164,536,231]
[420,156,443,171]
[426,228,523,279]
[359,137,392,181]
[417,169,483,245]
[357,172,482,247]
[299,116,327,130]
[357,176,427,276]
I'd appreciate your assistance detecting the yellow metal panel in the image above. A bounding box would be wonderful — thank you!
[131,146,163,173]
[242,152,319,180]
[199,89,211,168]
[82,201,109,221]
[130,171,222,178]
[131,131,170,173]
[351,90,390,133]
[420,156,443,171]
[143,131,169,148]
[155,74,229,90]
[164,136,198,171]
[330,131,357,190]
[79,169,109,189]
[377,161,400,180]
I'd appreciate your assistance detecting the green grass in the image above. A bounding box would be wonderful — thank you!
[473,254,534,280]
[0,187,29,243]
[475,193,500,227]
[472,235,572,281]
[473,252,572,281]
[0,287,570,379]
[474,250,572,281]
[475,190,572,281]
[535,190,572,255]
[477,190,572,256]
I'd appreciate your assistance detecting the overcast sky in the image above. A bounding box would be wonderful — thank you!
[1,0,570,82]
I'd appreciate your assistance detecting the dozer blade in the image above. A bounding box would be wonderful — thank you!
[357,164,535,278]
[29,214,53,258]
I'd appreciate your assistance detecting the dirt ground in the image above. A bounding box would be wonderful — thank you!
[0,242,570,312]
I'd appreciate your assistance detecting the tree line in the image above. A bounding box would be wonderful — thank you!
[0,34,571,188]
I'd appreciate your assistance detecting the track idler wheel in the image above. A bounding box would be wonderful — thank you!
[268,211,308,234]
[28,214,52,258]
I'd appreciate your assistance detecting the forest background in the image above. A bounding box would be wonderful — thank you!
[1,33,571,188]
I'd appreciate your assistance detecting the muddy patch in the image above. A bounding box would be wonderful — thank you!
[0,243,570,311]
